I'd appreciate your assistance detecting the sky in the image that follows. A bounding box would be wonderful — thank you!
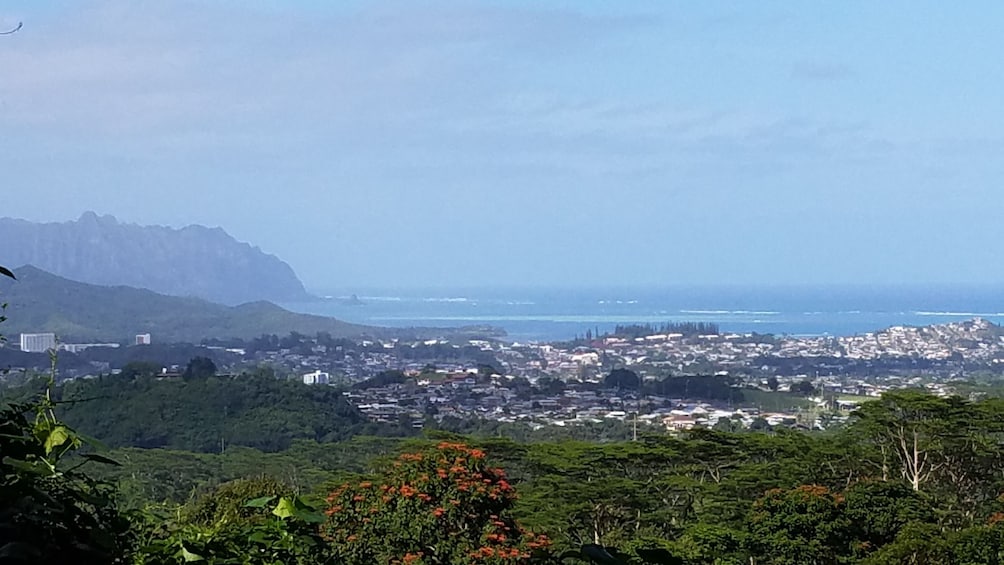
[1,1,1003,291]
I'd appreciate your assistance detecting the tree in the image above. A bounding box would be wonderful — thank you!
[860,521,949,564]
[604,368,640,390]
[536,377,566,396]
[767,376,779,392]
[713,416,742,433]
[119,361,162,380]
[851,391,973,492]
[322,441,551,564]
[672,523,746,564]
[745,485,852,565]
[842,480,934,556]
[183,356,217,380]
[791,380,816,397]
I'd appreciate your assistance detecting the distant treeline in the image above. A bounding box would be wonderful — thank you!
[611,322,720,338]
[603,368,741,402]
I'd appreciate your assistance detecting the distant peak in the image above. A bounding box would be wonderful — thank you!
[78,211,119,226]
[5,264,59,281]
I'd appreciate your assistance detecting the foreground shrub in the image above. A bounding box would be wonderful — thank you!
[323,441,552,564]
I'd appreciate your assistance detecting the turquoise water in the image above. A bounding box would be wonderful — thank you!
[281,285,1004,342]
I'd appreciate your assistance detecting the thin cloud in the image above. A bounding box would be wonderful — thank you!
[0,0,650,144]
[790,60,855,81]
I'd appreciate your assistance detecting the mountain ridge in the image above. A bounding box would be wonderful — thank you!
[0,212,310,305]
[0,265,504,344]
[0,265,368,343]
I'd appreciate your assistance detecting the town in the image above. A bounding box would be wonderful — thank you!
[4,317,1002,434]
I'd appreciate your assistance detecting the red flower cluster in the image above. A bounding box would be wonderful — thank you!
[322,442,550,564]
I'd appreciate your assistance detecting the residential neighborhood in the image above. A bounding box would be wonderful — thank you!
[3,317,997,434]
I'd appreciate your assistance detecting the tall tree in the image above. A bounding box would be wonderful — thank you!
[851,391,974,492]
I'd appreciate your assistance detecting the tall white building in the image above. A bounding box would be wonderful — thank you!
[20,333,56,353]
[302,370,330,385]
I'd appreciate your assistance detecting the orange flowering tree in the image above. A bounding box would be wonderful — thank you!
[745,484,852,564]
[322,441,552,564]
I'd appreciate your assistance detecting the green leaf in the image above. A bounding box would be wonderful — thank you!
[179,544,204,562]
[580,545,628,565]
[0,266,15,280]
[43,426,71,456]
[2,456,51,476]
[297,510,325,524]
[0,542,40,560]
[245,495,276,508]
[81,453,122,466]
[75,432,111,452]
[271,497,297,519]
[636,548,683,565]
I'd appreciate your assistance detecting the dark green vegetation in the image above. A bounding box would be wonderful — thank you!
[4,369,414,453]
[1,398,134,564]
[0,265,370,342]
[8,364,1004,563]
[611,322,720,338]
[568,323,721,344]
[604,368,746,403]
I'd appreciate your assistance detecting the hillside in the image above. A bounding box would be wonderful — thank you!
[0,212,309,304]
[49,371,403,452]
[0,265,372,343]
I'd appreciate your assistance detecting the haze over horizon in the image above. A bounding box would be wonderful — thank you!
[3,2,1003,290]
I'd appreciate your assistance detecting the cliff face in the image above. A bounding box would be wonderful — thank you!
[0,212,309,305]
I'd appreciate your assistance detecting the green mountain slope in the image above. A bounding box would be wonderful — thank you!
[0,265,372,343]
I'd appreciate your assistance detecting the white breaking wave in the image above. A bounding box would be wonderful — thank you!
[914,311,1004,317]
[680,310,780,316]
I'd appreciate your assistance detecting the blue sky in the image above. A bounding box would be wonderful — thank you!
[1,1,1003,290]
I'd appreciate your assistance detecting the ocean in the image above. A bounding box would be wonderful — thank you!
[280,285,1004,342]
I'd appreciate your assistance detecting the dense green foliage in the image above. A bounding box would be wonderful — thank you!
[9,381,1004,563]
[46,371,411,452]
[0,397,133,564]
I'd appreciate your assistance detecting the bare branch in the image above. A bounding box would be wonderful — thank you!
[0,22,23,35]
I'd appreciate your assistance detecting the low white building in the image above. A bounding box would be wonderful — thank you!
[59,343,120,354]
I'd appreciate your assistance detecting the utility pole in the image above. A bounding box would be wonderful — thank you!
[220,404,227,454]
[633,389,641,442]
